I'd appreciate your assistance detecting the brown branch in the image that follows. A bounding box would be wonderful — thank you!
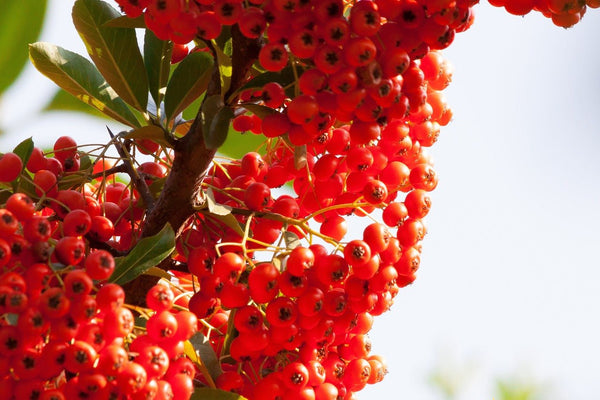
[107,128,156,210]
[123,29,262,305]
[226,25,263,103]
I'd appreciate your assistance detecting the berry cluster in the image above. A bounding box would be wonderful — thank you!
[489,0,598,27]
[10,0,595,398]
[0,192,198,399]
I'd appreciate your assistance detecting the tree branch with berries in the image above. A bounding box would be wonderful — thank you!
[0,0,596,398]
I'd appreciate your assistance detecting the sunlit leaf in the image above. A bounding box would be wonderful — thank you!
[164,51,214,122]
[0,0,47,95]
[73,0,148,111]
[29,42,141,127]
[283,231,301,250]
[43,88,110,119]
[109,223,175,285]
[204,189,244,237]
[144,30,173,108]
[213,39,232,95]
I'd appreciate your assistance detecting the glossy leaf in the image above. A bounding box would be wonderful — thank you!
[29,42,141,127]
[109,223,175,285]
[144,30,173,107]
[12,138,34,172]
[240,103,276,119]
[164,51,215,122]
[201,95,224,136]
[43,88,110,119]
[191,388,248,400]
[186,332,223,381]
[124,125,171,147]
[204,106,234,150]
[72,0,148,111]
[0,0,47,95]
[103,14,146,28]
[234,66,296,100]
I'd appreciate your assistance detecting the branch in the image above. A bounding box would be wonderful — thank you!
[107,128,156,210]
[124,29,262,305]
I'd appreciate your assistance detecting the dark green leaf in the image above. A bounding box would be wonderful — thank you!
[73,0,148,111]
[12,138,34,172]
[79,153,93,172]
[43,88,110,119]
[124,125,171,147]
[103,14,146,28]
[0,0,47,95]
[204,106,234,150]
[29,42,141,127]
[144,30,173,108]
[190,388,247,400]
[201,95,224,135]
[188,332,223,380]
[164,51,214,122]
[240,103,276,119]
[58,173,87,190]
[0,190,12,205]
[109,223,175,285]
[234,66,296,101]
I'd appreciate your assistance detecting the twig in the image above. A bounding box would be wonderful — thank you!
[106,127,156,209]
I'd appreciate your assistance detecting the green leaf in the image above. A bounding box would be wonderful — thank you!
[124,125,171,147]
[0,0,47,95]
[240,103,276,119]
[103,14,146,28]
[182,93,205,121]
[144,266,172,280]
[144,30,173,108]
[29,42,141,127]
[205,189,244,237]
[234,66,296,100]
[164,51,214,122]
[204,106,234,150]
[109,223,175,285]
[43,88,110,119]
[190,388,247,400]
[58,173,87,190]
[72,0,148,111]
[213,39,232,95]
[12,138,34,172]
[283,231,301,250]
[187,332,223,380]
[201,95,224,136]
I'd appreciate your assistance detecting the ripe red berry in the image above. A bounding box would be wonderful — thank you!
[0,152,23,182]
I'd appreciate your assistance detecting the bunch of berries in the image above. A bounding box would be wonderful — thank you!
[0,192,198,399]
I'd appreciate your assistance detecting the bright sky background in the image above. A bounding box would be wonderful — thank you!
[1,1,600,399]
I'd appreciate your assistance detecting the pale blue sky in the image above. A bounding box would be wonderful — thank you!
[1,2,599,399]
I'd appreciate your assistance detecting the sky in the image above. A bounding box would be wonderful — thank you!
[2,1,600,399]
